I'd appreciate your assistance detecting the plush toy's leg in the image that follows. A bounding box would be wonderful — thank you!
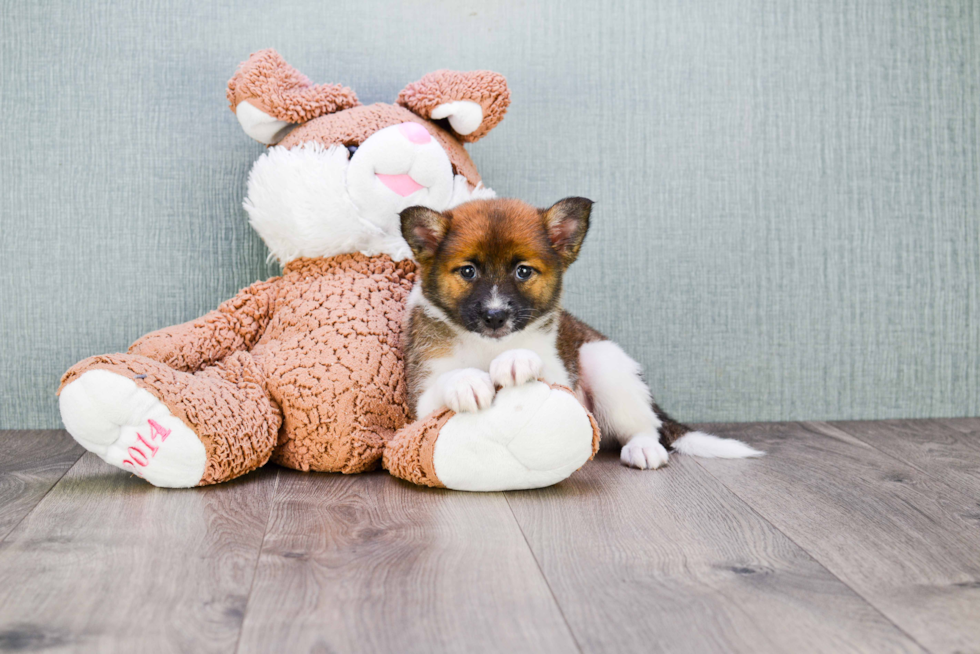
[58,352,281,488]
[384,382,600,491]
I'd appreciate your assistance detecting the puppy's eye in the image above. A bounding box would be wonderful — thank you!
[515,265,534,281]
[459,265,477,280]
[346,145,359,157]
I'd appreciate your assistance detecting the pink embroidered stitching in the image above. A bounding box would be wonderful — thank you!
[122,419,172,473]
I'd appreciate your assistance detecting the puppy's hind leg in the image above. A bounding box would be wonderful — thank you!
[577,341,762,470]
[578,341,672,469]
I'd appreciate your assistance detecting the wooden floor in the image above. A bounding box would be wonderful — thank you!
[1,420,978,653]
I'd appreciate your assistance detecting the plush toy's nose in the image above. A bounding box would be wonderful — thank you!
[398,122,431,144]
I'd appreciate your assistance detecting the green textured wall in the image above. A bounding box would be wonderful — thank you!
[2,0,978,428]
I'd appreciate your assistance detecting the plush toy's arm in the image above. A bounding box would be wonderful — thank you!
[128,278,280,373]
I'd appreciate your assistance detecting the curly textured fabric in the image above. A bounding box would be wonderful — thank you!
[60,253,422,480]
[128,278,280,373]
[383,408,453,488]
[56,52,599,490]
[397,70,511,143]
[227,48,360,123]
[56,254,600,487]
[278,103,482,187]
[59,351,281,486]
[587,410,601,457]
[261,254,416,473]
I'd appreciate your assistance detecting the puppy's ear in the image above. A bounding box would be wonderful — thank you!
[542,197,593,266]
[401,206,451,262]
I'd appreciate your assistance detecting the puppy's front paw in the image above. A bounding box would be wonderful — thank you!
[621,433,669,470]
[444,368,496,413]
[489,349,543,388]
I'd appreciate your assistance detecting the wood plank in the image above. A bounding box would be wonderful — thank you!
[0,430,83,542]
[506,452,922,654]
[0,453,277,654]
[936,417,980,435]
[697,421,980,654]
[236,468,579,654]
[831,419,980,499]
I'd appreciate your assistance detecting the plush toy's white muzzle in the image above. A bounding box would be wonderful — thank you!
[346,122,457,239]
[242,126,495,265]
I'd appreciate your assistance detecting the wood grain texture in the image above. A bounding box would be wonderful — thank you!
[936,417,980,435]
[0,431,83,543]
[697,421,980,654]
[832,418,980,499]
[0,452,277,654]
[506,452,923,654]
[2,422,978,653]
[235,468,579,654]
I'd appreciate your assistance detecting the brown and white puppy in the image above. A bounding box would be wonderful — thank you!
[399,198,763,468]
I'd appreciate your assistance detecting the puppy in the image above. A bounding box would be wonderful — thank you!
[399,198,762,468]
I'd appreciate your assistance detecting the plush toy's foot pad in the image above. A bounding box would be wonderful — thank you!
[59,370,206,488]
[386,382,600,492]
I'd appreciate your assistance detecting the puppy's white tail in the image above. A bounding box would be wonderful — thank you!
[671,430,764,459]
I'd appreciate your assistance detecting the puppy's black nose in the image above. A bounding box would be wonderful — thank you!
[482,308,510,330]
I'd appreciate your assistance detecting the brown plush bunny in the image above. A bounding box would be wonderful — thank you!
[58,50,598,491]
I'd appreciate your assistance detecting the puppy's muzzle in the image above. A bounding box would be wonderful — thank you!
[481,308,511,330]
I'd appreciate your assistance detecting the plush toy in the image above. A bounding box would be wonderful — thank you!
[58,49,599,491]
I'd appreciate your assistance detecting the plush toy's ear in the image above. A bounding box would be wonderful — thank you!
[397,70,510,143]
[400,206,451,262]
[227,49,360,145]
[542,197,593,267]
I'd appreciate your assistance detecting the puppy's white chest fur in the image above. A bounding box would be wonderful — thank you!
[408,285,571,390]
